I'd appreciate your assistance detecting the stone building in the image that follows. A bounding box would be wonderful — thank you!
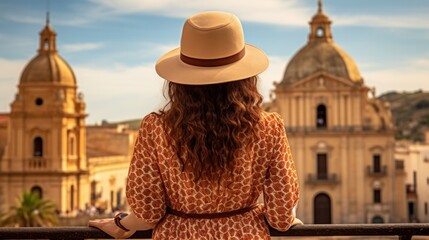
[395,138,429,223]
[0,19,136,216]
[265,1,407,223]
[86,123,137,213]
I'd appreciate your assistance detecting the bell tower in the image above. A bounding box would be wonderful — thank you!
[0,16,89,214]
[308,0,333,42]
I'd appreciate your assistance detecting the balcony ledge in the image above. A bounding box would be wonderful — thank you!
[0,223,428,240]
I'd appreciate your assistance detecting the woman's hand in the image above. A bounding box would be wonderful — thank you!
[89,218,136,239]
[291,217,304,226]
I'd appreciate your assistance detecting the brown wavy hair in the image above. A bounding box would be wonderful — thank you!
[159,76,263,181]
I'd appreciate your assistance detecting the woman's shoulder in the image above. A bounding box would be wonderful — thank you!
[139,112,163,131]
[260,111,284,127]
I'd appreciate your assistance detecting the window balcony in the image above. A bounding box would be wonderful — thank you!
[305,173,340,185]
[0,224,428,239]
[406,184,417,198]
[366,165,387,177]
[27,157,48,170]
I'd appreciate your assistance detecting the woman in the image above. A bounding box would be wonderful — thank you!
[89,11,302,239]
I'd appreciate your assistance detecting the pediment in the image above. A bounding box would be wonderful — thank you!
[286,72,357,91]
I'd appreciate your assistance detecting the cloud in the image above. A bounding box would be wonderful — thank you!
[411,58,429,68]
[73,63,167,123]
[259,55,290,101]
[138,43,179,59]
[85,0,429,29]
[92,0,315,25]
[88,0,311,26]
[62,42,104,53]
[0,58,26,112]
[1,14,43,25]
[2,0,428,30]
[363,59,429,96]
[334,14,429,29]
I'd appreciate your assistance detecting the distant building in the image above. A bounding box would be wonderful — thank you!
[265,1,407,223]
[86,123,137,213]
[0,19,136,216]
[395,138,429,223]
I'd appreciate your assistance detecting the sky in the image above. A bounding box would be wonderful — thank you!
[0,0,428,124]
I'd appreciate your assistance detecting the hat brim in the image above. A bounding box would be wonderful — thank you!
[155,44,269,85]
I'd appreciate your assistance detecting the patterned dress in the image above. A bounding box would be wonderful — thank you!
[126,111,299,239]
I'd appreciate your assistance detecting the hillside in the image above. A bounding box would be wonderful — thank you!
[115,118,143,131]
[379,90,429,142]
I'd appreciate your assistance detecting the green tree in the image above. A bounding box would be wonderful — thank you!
[0,192,59,227]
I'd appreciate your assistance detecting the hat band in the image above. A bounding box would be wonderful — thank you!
[180,48,246,67]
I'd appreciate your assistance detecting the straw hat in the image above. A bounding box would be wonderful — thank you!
[155,11,269,85]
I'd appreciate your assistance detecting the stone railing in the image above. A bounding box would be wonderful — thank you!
[366,165,388,177]
[305,173,340,185]
[0,224,428,239]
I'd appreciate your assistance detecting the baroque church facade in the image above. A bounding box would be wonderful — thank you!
[0,20,90,213]
[265,2,407,223]
[0,19,135,215]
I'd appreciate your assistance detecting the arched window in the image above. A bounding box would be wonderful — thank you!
[44,39,49,50]
[314,193,331,224]
[33,137,43,157]
[31,185,43,199]
[372,216,384,223]
[70,137,75,156]
[316,104,327,128]
[317,27,324,37]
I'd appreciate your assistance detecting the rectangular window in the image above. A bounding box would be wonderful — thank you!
[373,189,381,203]
[413,171,417,188]
[317,153,328,180]
[373,154,381,173]
[408,202,415,218]
[110,190,114,211]
[90,181,97,205]
[425,202,428,216]
[395,160,404,170]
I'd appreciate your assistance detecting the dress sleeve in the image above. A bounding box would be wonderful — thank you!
[126,114,166,224]
[263,113,299,231]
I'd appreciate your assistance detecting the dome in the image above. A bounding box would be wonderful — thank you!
[281,41,362,84]
[19,23,76,86]
[20,54,76,86]
[279,0,363,87]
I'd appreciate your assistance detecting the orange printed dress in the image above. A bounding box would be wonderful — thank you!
[126,111,299,239]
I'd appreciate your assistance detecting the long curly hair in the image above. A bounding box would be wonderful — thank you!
[160,76,263,181]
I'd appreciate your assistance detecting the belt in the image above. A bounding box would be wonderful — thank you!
[166,204,259,219]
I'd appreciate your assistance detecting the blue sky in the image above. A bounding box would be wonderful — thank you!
[0,0,428,124]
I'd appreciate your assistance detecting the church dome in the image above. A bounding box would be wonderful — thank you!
[20,22,76,86]
[280,0,362,87]
[282,41,362,84]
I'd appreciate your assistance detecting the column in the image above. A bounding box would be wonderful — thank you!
[339,94,344,127]
[347,95,352,127]
[290,96,296,127]
[340,136,349,223]
[299,96,304,128]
